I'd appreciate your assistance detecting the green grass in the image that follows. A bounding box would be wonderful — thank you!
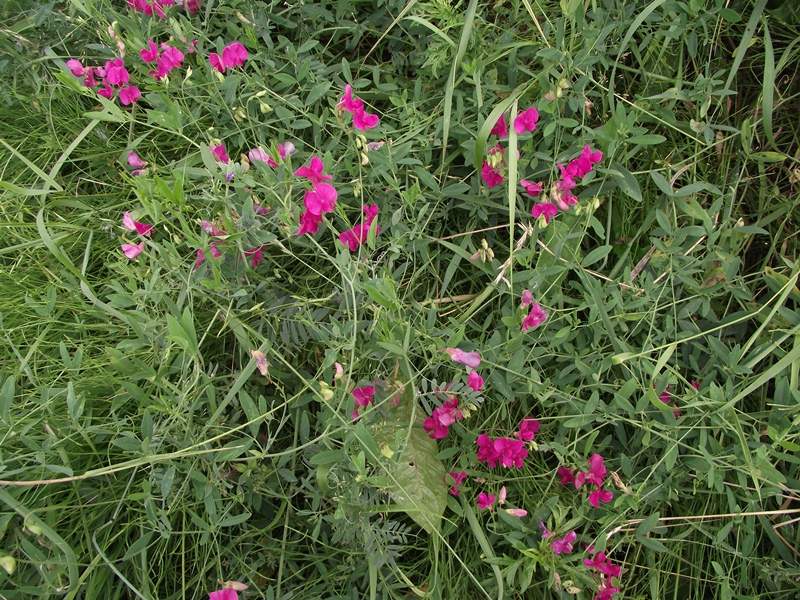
[1,0,800,598]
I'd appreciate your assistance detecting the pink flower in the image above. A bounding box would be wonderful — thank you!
[557,466,575,485]
[424,398,462,439]
[467,370,483,392]
[691,379,700,390]
[122,212,153,236]
[160,44,184,69]
[122,241,144,259]
[521,289,533,307]
[127,152,147,168]
[209,53,225,73]
[445,471,467,496]
[209,590,238,600]
[538,519,552,539]
[210,144,229,164]
[522,302,548,331]
[520,179,543,198]
[305,184,338,216]
[490,114,507,138]
[337,85,379,131]
[518,418,539,442]
[588,488,614,508]
[296,210,323,236]
[481,161,503,188]
[185,0,201,13]
[445,348,481,369]
[581,144,603,165]
[104,59,129,86]
[248,147,270,164]
[477,492,495,510]
[83,68,98,87]
[352,106,380,131]
[222,42,248,68]
[295,157,332,184]
[352,385,375,418]
[244,247,263,267]
[97,82,114,99]
[594,586,621,600]
[66,59,85,77]
[550,530,576,554]
[513,107,539,134]
[476,434,502,467]
[194,246,221,270]
[505,508,528,518]
[531,202,558,223]
[119,86,141,105]
[584,552,622,578]
[339,205,379,251]
[141,39,159,63]
[493,436,528,468]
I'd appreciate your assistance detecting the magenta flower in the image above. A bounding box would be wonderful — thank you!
[467,370,483,392]
[119,86,141,105]
[531,202,558,224]
[337,85,379,131]
[222,42,248,68]
[210,144,229,164]
[445,348,481,369]
[159,44,184,69]
[557,466,575,485]
[339,204,379,251]
[585,552,619,576]
[594,585,621,600]
[104,59,129,86]
[522,302,548,331]
[295,157,333,184]
[208,589,238,600]
[538,519,552,539]
[477,492,495,510]
[476,433,501,467]
[481,161,503,188]
[194,246,221,270]
[98,81,114,99]
[209,53,225,73]
[518,418,540,442]
[185,0,201,13]
[424,397,462,439]
[588,488,614,508]
[351,385,375,419]
[490,113,507,138]
[691,379,700,390]
[296,210,323,236]
[141,39,158,63]
[513,107,539,134]
[244,247,263,267]
[66,59,85,77]
[494,436,528,468]
[445,471,467,496]
[550,530,576,554]
[520,179,543,198]
[521,289,533,307]
[122,241,144,259]
[123,212,153,236]
[305,184,338,216]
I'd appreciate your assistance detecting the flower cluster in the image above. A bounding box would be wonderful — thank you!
[295,157,338,236]
[209,42,249,73]
[121,211,153,259]
[476,485,528,516]
[520,290,548,332]
[476,432,529,468]
[423,396,463,439]
[585,551,622,600]
[141,40,186,81]
[66,58,141,105]
[480,108,539,188]
[248,142,294,168]
[558,453,614,508]
[339,204,380,251]
[351,385,375,419]
[531,144,602,224]
[128,0,199,17]
[337,85,379,131]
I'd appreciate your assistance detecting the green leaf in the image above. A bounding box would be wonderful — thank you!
[371,382,447,535]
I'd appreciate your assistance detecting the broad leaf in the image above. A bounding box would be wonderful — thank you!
[371,382,447,535]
